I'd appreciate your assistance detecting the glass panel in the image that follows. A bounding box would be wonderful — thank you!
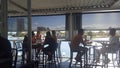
[82,13,120,41]
[31,15,66,41]
[8,17,28,32]
[32,15,65,31]
[8,16,28,51]
[82,13,120,29]
[8,15,66,42]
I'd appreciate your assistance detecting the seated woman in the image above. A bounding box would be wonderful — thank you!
[42,31,56,61]
[51,30,58,49]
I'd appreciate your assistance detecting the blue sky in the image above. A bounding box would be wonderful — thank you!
[8,13,120,31]
[82,13,120,29]
[8,15,66,31]
[32,15,65,30]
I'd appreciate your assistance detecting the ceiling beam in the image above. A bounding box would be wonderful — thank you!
[9,0,27,11]
[109,0,120,8]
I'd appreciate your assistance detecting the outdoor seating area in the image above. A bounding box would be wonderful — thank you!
[0,0,120,68]
[8,40,120,68]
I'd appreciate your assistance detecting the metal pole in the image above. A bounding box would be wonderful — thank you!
[1,0,8,38]
[27,0,32,62]
[69,13,73,40]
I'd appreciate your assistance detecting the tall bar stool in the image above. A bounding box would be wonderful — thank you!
[105,48,120,68]
[41,44,59,68]
[11,48,18,68]
[100,41,120,68]
[91,46,104,68]
[14,41,24,64]
[69,43,83,68]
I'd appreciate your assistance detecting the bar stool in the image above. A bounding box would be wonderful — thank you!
[69,43,83,68]
[11,48,18,68]
[14,41,24,64]
[41,44,59,68]
[105,48,120,68]
[91,46,104,68]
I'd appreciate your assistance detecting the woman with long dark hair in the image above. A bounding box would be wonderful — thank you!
[42,31,56,61]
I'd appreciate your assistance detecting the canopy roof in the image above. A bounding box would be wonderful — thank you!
[8,0,120,16]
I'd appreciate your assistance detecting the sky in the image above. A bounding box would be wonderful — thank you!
[82,13,120,29]
[8,15,66,31]
[32,15,65,30]
[8,12,120,31]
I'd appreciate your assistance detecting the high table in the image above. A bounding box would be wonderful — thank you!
[84,41,103,68]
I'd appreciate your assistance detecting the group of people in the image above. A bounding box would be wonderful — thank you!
[70,28,120,64]
[23,30,58,61]
[0,28,119,68]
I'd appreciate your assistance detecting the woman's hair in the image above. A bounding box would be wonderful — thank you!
[78,29,84,35]
[46,31,52,37]
[52,30,56,35]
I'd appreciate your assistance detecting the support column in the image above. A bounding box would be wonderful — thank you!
[27,0,32,62]
[65,13,74,40]
[74,13,82,30]
[1,0,8,38]
[65,13,82,41]
[72,13,82,36]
